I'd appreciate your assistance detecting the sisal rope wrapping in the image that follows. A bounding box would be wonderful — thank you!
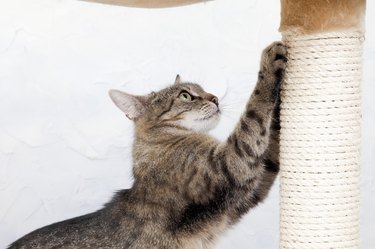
[279,31,363,249]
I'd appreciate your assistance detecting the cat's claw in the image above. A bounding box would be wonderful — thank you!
[262,41,287,74]
[259,42,288,99]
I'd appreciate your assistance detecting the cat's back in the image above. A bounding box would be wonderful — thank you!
[8,211,96,248]
[7,190,138,249]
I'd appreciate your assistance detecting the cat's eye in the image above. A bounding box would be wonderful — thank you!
[179,91,194,101]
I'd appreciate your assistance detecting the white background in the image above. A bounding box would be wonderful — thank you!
[0,0,374,248]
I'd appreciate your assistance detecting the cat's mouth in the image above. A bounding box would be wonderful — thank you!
[196,109,221,121]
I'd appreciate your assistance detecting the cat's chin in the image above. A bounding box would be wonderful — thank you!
[179,113,220,132]
[198,117,220,132]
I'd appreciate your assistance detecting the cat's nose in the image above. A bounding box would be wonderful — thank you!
[210,96,219,106]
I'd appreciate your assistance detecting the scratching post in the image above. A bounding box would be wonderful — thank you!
[279,1,366,248]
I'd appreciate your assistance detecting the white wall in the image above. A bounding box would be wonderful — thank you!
[0,0,374,248]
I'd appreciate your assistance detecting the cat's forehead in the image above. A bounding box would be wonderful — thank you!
[152,83,213,100]
[171,83,206,95]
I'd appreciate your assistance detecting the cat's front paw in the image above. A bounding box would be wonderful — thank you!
[258,42,287,99]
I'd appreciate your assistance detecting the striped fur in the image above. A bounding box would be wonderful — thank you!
[9,42,286,249]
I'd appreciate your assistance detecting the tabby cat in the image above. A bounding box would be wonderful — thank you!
[9,41,287,249]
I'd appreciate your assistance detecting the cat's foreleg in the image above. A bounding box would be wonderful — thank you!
[216,42,286,184]
[178,42,286,213]
[211,42,286,221]
[250,100,281,205]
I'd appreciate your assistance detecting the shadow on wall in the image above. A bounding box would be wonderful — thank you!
[80,0,210,8]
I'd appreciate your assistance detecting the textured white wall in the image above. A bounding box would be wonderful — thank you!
[0,0,374,248]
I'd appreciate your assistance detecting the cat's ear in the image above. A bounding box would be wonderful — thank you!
[108,89,147,120]
[174,74,181,84]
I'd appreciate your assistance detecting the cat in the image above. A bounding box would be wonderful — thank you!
[8,41,287,249]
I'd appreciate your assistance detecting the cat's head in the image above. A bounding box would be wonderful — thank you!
[109,75,220,132]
